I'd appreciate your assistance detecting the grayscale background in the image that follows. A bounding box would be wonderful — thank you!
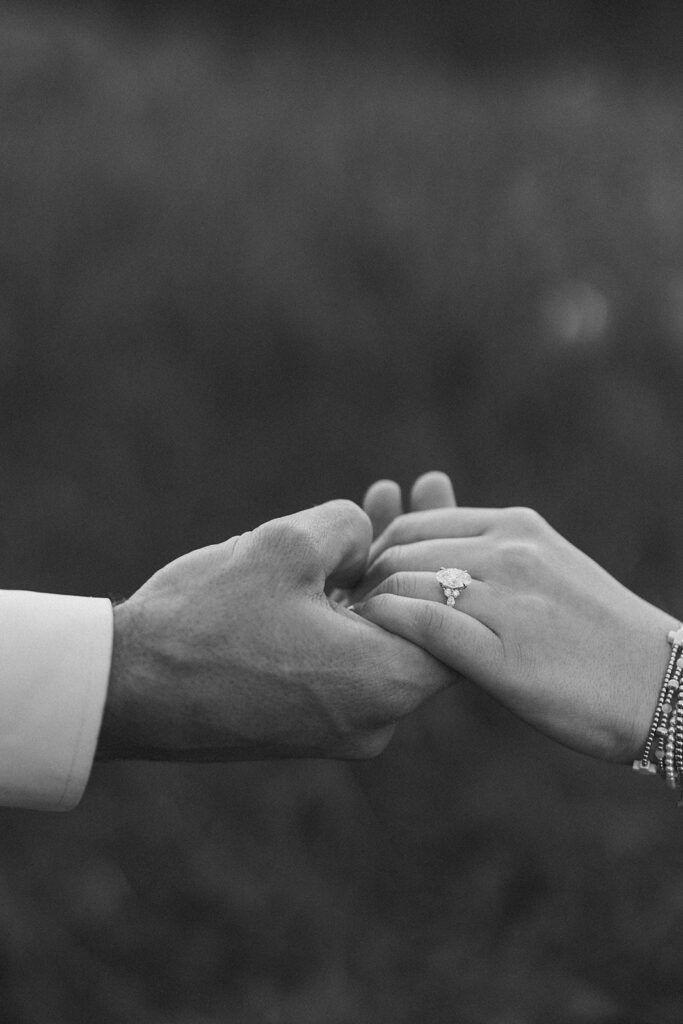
[1,2,683,1021]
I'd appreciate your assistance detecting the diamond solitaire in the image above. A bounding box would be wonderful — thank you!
[435,568,472,606]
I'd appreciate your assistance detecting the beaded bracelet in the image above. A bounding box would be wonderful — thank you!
[633,625,683,803]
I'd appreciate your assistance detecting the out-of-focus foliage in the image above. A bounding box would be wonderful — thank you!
[50,0,683,71]
[2,6,683,1023]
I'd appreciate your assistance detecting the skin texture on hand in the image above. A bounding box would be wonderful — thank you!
[97,486,457,763]
[352,505,679,764]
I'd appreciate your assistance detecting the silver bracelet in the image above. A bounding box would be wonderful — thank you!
[633,625,683,804]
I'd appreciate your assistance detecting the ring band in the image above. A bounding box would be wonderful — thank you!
[436,567,472,607]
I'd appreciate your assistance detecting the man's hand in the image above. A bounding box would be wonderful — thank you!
[97,498,455,763]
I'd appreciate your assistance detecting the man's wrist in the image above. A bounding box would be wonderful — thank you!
[97,594,235,762]
[96,600,143,760]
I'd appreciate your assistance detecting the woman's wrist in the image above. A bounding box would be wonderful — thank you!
[631,622,683,791]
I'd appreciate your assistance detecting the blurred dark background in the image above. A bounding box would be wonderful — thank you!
[3,1,683,1021]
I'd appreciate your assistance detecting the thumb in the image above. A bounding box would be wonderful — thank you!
[353,593,498,683]
[349,604,461,710]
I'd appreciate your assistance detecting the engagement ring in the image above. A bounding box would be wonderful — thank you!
[436,567,471,606]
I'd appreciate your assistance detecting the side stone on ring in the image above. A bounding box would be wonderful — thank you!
[436,567,472,607]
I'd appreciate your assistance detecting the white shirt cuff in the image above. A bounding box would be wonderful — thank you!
[0,591,113,811]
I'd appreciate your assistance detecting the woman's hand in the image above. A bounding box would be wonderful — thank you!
[352,505,679,763]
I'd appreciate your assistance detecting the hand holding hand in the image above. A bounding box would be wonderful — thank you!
[97,497,455,763]
[353,505,679,763]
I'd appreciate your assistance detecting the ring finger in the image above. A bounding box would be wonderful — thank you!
[358,570,499,633]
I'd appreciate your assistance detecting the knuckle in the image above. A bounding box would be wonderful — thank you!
[220,532,245,558]
[498,539,540,577]
[504,506,546,535]
[416,599,443,638]
[327,498,370,536]
[365,592,398,620]
[258,518,317,564]
[382,570,413,598]
[522,591,551,620]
